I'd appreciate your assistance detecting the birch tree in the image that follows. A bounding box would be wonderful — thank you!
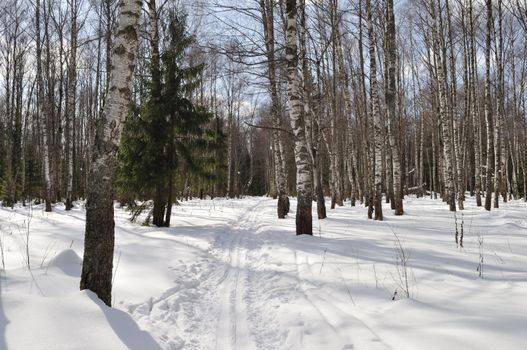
[432,0,456,211]
[385,0,403,215]
[260,0,289,218]
[80,0,142,306]
[285,0,313,235]
[366,0,383,220]
[65,0,79,210]
[484,0,494,211]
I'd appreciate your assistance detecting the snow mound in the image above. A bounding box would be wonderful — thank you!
[1,290,161,350]
[47,249,82,277]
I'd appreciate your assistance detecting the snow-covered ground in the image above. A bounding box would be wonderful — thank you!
[0,195,526,349]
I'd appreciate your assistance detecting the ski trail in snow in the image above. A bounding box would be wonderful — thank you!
[129,200,261,350]
[215,201,259,350]
[129,198,393,349]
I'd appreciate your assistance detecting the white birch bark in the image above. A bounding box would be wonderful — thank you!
[385,0,403,215]
[286,0,312,235]
[366,0,383,220]
[35,0,53,212]
[432,0,456,211]
[80,0,142,306]
[65,0,78,210]
[484,0,494,211]
[260,0,289,218]
[469,0,482,206]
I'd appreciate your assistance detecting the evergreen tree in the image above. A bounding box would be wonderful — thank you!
[118,10,225,227]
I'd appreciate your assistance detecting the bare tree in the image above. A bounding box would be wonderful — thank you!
[285,0,312,235]
[385,0,403,215]
[366,0,383,220]
[484,0,494,211]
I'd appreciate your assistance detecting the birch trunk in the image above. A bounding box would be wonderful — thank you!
[494,0,505,207]
[260,0,289,218]
[299,0,324,218]
[445,0,464,210]
[312,51,328,219]
[80,0,142,306]
[286,0,312,235]
[65,0,78,210]
[510,28,520,199]
[484,0,494,211]
[366,0,383,220]
[35,0,53,212]
[432,0,455,211]
[385,0,403,215]
[469,0,482,206]
[335,25,359,207]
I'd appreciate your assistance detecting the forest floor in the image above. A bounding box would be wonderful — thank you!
[0,195,526,349]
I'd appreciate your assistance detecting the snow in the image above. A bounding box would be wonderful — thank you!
[0,196,526,349]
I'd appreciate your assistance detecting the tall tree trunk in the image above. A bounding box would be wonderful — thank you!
[148,0,166,227]
[469,0,482,206]
[335,27,359,207]
[152,183,167,227]
[286,0,312,235]
[37,0,53,212]
[385,0,403,215]
[366,0,383,220]
[445,0,464,210]
[65,0,78,210]
[299,0,323,218]
[432,0,455,211]
[260,0,289,218]
[493,0,506,207]
[80,0,142,306]
[484,0,494,211]
[35,0,52,212]
[164,173,173,227]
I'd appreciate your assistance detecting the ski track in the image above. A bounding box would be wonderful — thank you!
[128,198,393,350]
[129,200,261,350]
[2,196,526,350]
[214,201,259,350]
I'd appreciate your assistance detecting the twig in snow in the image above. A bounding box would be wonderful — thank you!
[477,234,484,278]
[460,212,464,248]
[455,212,459,246]
[112,250,123,293]
[335,266,355,305]
[28,268,45,296]
[319,248,327,274]
[0,228,5,270]
[23,203,33,270]
[40,241,56,268]
[373,264,379,289]
[385,223,411,299]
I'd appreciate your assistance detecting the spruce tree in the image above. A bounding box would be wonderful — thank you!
[118,10,225,227]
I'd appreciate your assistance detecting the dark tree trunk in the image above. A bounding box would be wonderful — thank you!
[164,174,173,227]
[153,183,166,227]
[314,153,326,219]
[81,159,116,305]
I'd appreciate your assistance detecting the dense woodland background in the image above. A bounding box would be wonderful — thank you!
[1,0,527,224]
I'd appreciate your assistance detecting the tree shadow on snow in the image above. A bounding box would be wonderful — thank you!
[86,291,162,350]
[0,274,9,350]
